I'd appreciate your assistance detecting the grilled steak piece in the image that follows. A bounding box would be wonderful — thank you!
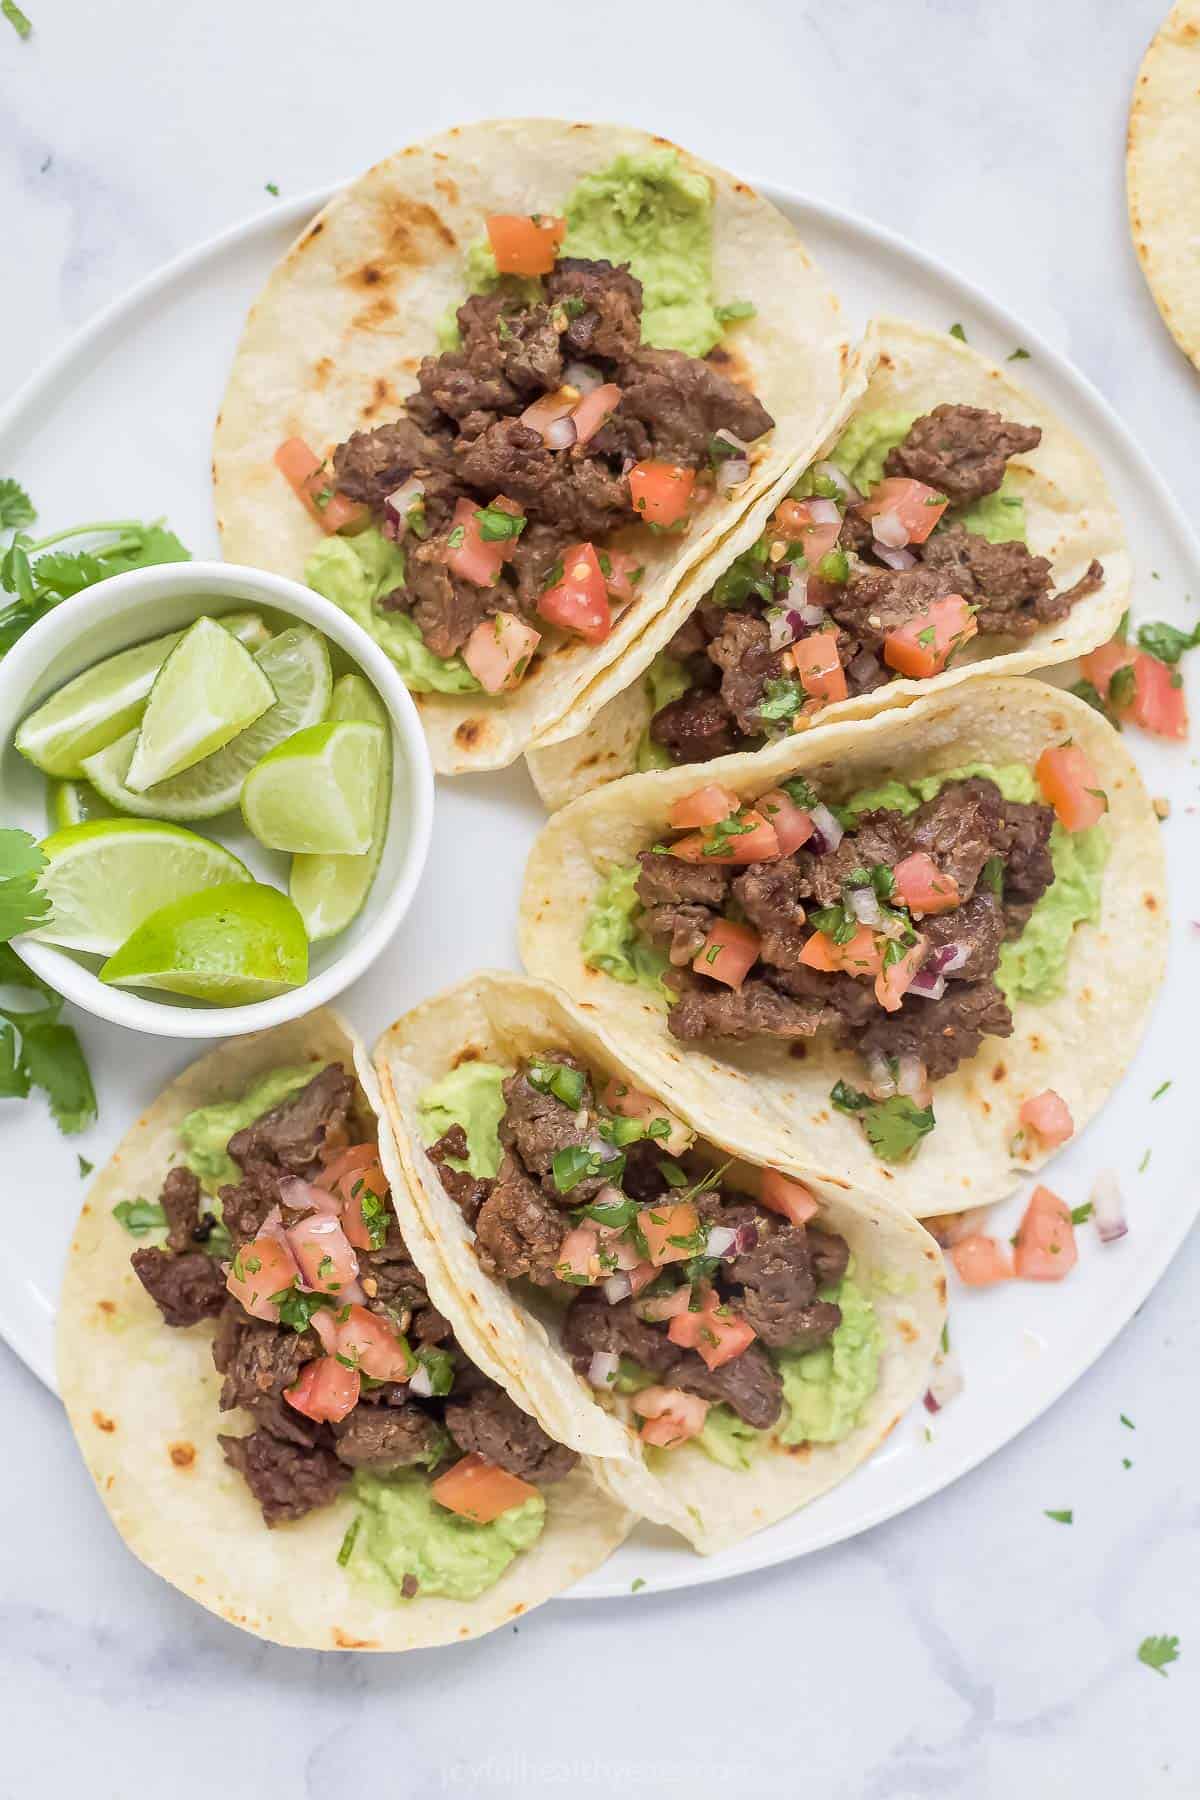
[884,404,1042,504]
[219,1428,349,1526]
[227,1065,356,1178]
[545,257,644,361]
[130,1247,226,1328]
[333,1405,445,1471]
[444,1384,578,1484]
[160,1165,203,1255]
[856,979,1014,1082]
[473,1156,566,1286]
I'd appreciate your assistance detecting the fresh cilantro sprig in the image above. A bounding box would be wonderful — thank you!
[831,1080,935,1162]
[0,828,51,940]
[0,484,190,656]
[1137,1635,1181,1678]
[0,943,97,1134]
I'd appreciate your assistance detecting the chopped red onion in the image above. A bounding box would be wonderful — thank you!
[767,608,798,652]
[383,477,425,535]
[807,802,845,854]
[704,1225,738,1259]
[563,361,603,394]
[409,1362,434,1398]
[1091,1170,1128,1245]
[923,1345,964,1413]
[277,1176,338,1217]
[870,509,910,550]
[812,460,860,504]
[716,454,751,494]
[864,1049,898,1099]
[918,943,969,982]
[544,414,578,451]
[805,495,842,527]
[873,544,917,572]
[908,968,946,1001]
[848,886,884,928]
[603,1272,633,1305]
[587,1350,620,1389]
[731,1221,759,1256]
[896,1053,928,1098]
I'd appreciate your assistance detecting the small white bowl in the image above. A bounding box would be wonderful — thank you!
[0,561,434,1038]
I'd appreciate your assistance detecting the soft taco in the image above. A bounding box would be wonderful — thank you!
[519,677,1166,1214]
[1128,2,1200,371]
[373,973,945,1557]
[57,1011,631,1650]
[526,317,1130,809]
[212,119,849,774]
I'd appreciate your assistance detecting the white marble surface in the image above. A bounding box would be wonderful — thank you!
[2,1,1197,1792]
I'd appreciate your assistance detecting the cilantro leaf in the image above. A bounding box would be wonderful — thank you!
[475,504,526,543]
[0,1022,30,1098]
[0,828,51,943]
[949,322,967,342]
[113,1199,167,1236]
[830,1081,936,1162]
[1044,1508,1074,1524]
[1137,1635,1181,1677]
[1007,347,1030,362]
[756,677,804,723]
[77,1154,93,1177]
[19,1019,97,1133]
[1,1,31,39]
[0,479,35,528]
[1136,619,1200,665]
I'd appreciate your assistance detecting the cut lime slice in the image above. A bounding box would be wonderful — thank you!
[242,719,384,855]
[14,611,268,779]
[47,779,116,830]
[30,818,252,956]
[290,675,392,939]
[99,881,308,1005]
[125,616,276,792]
[81,626,333,821]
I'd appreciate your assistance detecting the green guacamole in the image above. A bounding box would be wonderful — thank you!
[352,1470,545,1603]
[180,1064,325,1194]
[635,652,691,773]
[305,528,480,696]
[581,864,670,999]
[417,1062,511,1178]
[956,473,1026,544]
[776,1278,880,1445]
[844,762,1108,1004]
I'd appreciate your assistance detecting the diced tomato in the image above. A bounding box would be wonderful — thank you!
[602,549,643,605]
[629,460,695,527]
[857,477,948,545]
[633,1386,709,1447]
[1080,638,1136,700]
[950,1233,1015,1286]
[485,212,565,277]
[799,922,883,978]
[756,788,814,854]
[693,918,761,990]
[668,784,739,830]
[1036,744,1107,831]
[672,809,781,864]
[792,628,848,704]
[463,612,542,693]
[284,1355,360,1424]
[667,1286,757,1371]
[335,1162,389,1253]
[637,1284,693,1322]
[431,1452,539,1522]
[773,498,842,566]
[1128,651,1188,739]
[760,1170,819,1226]
[1013,1185,1078,1281]
[626,1262,659,1297]
[226,1232,301,1322]
[1018,1089,1075,1149]
[285,1212,359,1295]
[570,382,622,446]
[445,496,522,589]
[599,1081,694,1156]
[318,1143,380,1190]
[538,542,613,644]
[556,1225,603,1285]
[274,437,366,534]
[337,1304,415,1381]
[637,1203,701,1267]
[892,851,961,916]
[875,936,927,1012]
[884,595,978,679]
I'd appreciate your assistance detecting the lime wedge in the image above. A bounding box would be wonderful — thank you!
[125,617,276,792]
[14,612,268,779]
[242,719,384,854]
[81,626,333,821]
[30,818,252,956]
[290,675,392,938]
[47,779,116,830]
[100,881,308,1005]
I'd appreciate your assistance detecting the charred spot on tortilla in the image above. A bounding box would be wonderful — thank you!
[455,718,484,749]
[93,1412,116,1433]
[169,1442,196,1469]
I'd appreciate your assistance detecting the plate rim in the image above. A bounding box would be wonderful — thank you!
[3,172,1196,1602]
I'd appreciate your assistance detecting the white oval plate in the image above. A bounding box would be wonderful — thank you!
[1,183,1194,1601]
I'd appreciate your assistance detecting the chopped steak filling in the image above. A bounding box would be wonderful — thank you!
[425,1054,855,1441]
[642,397,1103,757]
[327,257,773,671]
[127,1063,577,1529]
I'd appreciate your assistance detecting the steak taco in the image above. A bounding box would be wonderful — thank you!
[373,973,945,1556]
[213,119,849,774]
[57,1011,631,1650]
[1128,1,1200,372]
[527,318,1130,810]
[520,678,1166,1214]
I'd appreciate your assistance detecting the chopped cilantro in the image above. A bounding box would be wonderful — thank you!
[710,538,774,609]
[0,480,35,529]
[782,775,819,810]
[446,525,466,550]
[657,1159,688,1188]
[1137,1635,1180,1677]
[830,1081,935,1161]
[631,1577,647,1592]
[551,1144,624,1194]
[1136,619,1200,665]
[1122,1457,1133,1470]
[1007,347,1030,361]
[1138,1149,1151,1173]
[1,0,31,37]
[981,855,1004,896]
[949,322,968,342]
[415,1345,455,1396]
[265,182,280,197]
[756,677,804,723]
[475,504,527,543]
[810,903,859,946]
[576,1190,637,1231]
[701,813,756,858]
[1044,1508,1074,1524]
[112,1199,166,1236]
[337,1517,361,1567]
[1151,1080,1172,1101]
[77,1154,93,1178]
[271,1287,335,1333]
[1069,1203,1093,1226]
[1120,1413,1136,1429]
[0,828,50,940]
